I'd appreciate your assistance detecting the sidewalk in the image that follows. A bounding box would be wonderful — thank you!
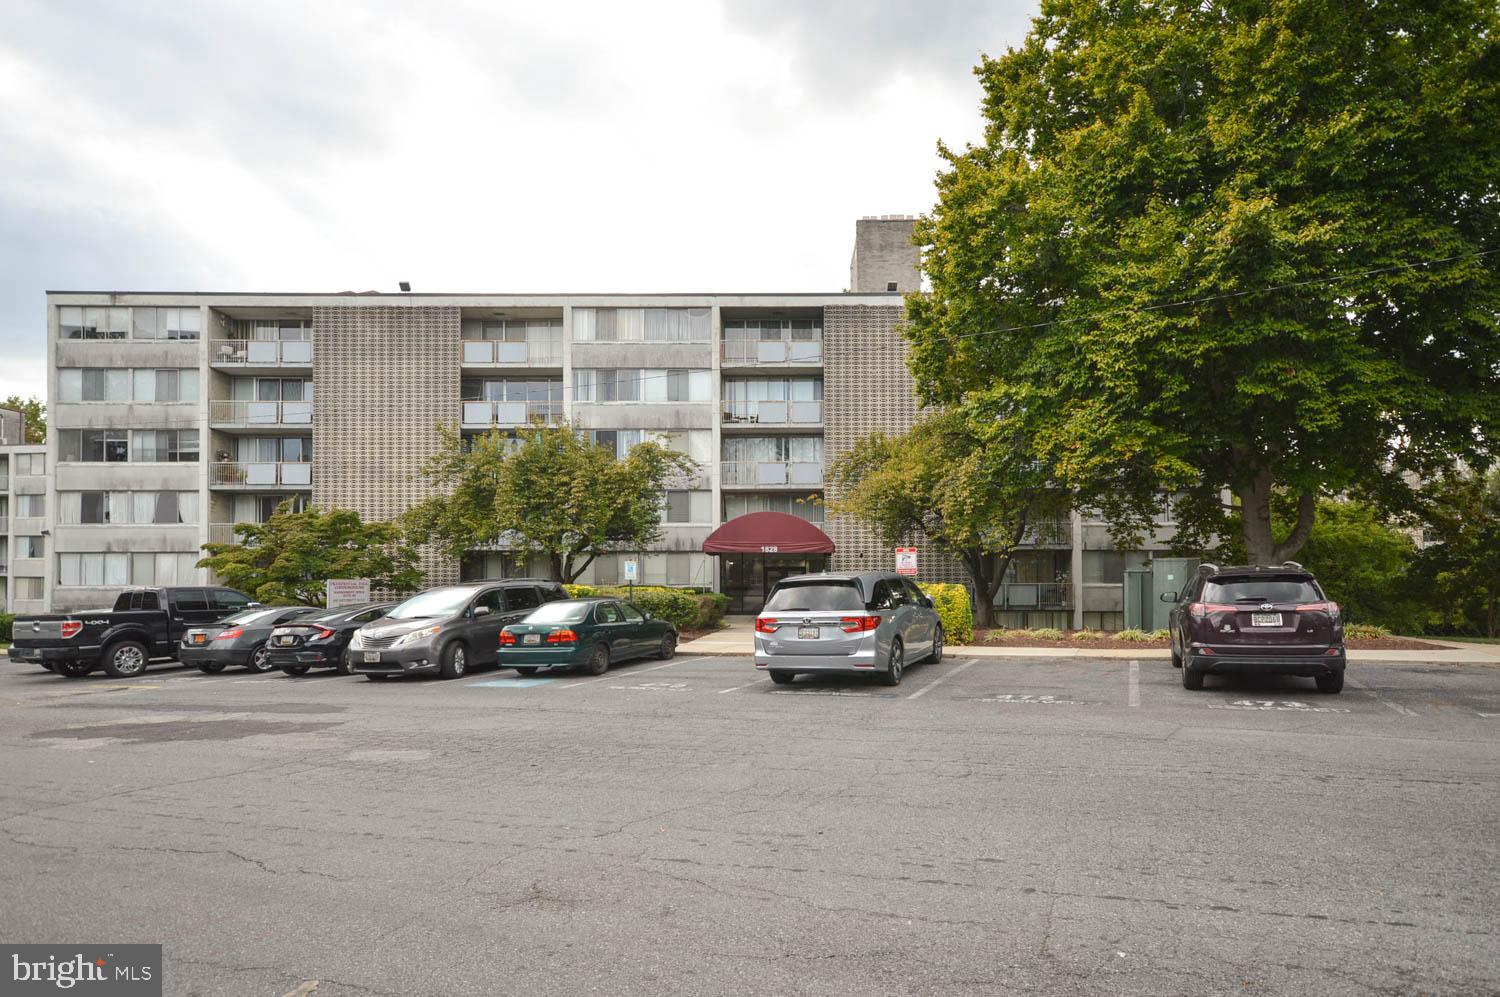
[680,619,1500,666]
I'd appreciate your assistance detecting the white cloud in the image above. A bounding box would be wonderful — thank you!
[0,0,1039,394]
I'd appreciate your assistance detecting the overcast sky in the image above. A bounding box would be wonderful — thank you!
[0,0,1039,400]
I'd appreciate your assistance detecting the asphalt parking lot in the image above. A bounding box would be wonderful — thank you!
[2,654,1497,996]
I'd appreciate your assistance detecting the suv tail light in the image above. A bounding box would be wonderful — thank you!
[839,615,881,633]
[214,627,244,641]
[754,618,779,634]
[1188,603,1236,620]
[546,629,578,644]
[499,630,517,646]
[1295,602,1340,619]
[59,621,82,639]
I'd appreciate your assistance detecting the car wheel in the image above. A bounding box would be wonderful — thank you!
[334,654,355,676]
[281,664,310,676]
[1315,671,1344,694]
[197,662,227,674]
[656,632,677,660]
[586,644,610,676]
[1181,660,1205,690]
[926,626,944,664]
[102,641,149,678]
[440,642,468,679]
[1171,644,1182,669]
[245,643,275,673]
[769,670,795,685]
[54,659,94,679]
[880,640,905,686]
[514,666,539,676]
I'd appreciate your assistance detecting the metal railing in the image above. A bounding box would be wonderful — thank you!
[1018,519,1071,545]
[721,460,824,487]
[207,523,239,545]
[459,338,564,366]
[721,335,823,364]
[209,400,314,426]
[722,400,822,425]
[210,462,313,487]
[460,400,563,427]
[209,339,313,366]
[996,583,1072,609]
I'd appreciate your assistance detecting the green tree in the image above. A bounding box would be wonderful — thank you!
[404,422,697,582]
[1413,469,1500,637]
[198,504,423,606]
[906,0,1500,563]
[830,408,1069,626]
[1,395,45,444]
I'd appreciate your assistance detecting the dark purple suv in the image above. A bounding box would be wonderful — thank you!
[1164,563,1345,694]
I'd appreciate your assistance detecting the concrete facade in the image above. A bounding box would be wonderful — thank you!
[1,441,48,614]
[849,216,923,293]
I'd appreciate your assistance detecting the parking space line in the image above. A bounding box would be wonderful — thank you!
[1129,659,1140,707]
[717,676,771,694]
[558,658,692,689]
[906,658,979,699]
[1346,676,1418,716]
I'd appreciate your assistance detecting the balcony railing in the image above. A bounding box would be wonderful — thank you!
[721,460,823,487]
[209,400,314,427]
[207,523,239,545]
[460,400,562,427]
[460,338,564,367]
[0,516,7,533]
[722,334,823,365]
[210,461,313,488]
[995,583,1072,609]
[722,400,822,425]
[1018,519,1071,546]
[210,339,313,366]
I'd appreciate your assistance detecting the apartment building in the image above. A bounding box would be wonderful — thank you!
[36,217,1174,624]
[0,407,47,613]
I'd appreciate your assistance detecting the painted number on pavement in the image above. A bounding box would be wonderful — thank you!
[1210,699,1350,713]
[978,694,1088,706]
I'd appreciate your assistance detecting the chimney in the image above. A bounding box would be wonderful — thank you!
[849,215,921,294]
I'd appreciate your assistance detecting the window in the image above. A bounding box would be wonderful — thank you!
[130,553,201,586]
[61,306,199,340]
[171,589,209,612]
[886,281,899,292]
[1202,577,1323,604]
[59,430,129,462]
[504,587,542,612]
[16,494,44,517]
[18,536,45,558]
[619,603,644,622]
[133,429,199,462]
[575,369,711,403]
[473,589,506,615]
[663,490,712,523]
[15,577,44,600]
[15,453,44,476]
[1083,551,1131,585]
[60,491,197,525]
[57,553,130,587]
[573,307,711,343]
[764,581,862,612]
[723,494,824,524]
[209,589,250,613]
[870,580,906,610]
[595,602,624,623]
[58,368,199,402]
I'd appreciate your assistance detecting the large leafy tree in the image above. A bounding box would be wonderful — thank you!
[198,504,423,605]
[1,395,45,444]
[404,423,697,583]
[830,408,1069,626]
[1414,469,1500,637]
[907,0,1500,563]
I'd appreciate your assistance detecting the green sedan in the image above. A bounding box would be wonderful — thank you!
[498,598,678,676]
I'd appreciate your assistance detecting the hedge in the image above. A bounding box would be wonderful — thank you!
[0,613,12,643]
[563,584,727,632]
[919,583,973,646]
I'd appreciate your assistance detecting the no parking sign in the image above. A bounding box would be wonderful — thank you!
[895,547,918,576]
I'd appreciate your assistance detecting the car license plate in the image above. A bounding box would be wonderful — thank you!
[798,626,819,639]
[276,636,294,646]
[363,652,381,663]
[523,634,541,645]
[1251,613,1282,627]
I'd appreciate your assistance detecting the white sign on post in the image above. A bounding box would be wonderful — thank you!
[623,560,639,582]
[326,578,371,609]
[895,547,918,576]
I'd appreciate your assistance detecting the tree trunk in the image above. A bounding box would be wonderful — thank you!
[962,551,997,627]
[1237,474,1316,564]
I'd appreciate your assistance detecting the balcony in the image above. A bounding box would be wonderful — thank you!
[210,462,312,489]
[994,583,1072,610]
[721,461,823,488]
[460,400,562,428]
[207,523,238,545]
[209,400,314,429]
[459,338,563,367]
[722,400,822,427]
[722,333,822,366]
[1018,519,1071,546]
[210,339,313,368]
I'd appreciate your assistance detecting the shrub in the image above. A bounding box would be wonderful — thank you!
[564,584,599,598]
[1115,628,1156,643]
[1070,628,1102,641]
[1029,628,1066,641]
[593,586,727,631]
[1345,622,1392,639]
[1148,629,1170,640]
[984,627,1015,642]
[919,583,973,645]
[0,613,12,643]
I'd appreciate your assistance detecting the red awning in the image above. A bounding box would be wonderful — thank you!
[702,512,835,555]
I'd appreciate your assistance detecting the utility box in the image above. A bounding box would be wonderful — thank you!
[1149,557,1198,631]
[1123,568,1152,632]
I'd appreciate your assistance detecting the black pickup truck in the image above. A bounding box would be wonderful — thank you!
[7,586,256,679]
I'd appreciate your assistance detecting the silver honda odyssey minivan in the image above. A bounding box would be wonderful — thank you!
[753,571,944,686]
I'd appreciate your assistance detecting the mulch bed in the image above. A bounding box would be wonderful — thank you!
[973,629,1449,652]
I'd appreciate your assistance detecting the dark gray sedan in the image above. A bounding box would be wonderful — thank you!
[178,605,321,673]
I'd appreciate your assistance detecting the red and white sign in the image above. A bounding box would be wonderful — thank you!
[895,547,918,576]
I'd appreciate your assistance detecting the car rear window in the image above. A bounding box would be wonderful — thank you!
[764,582,864,612]
[222,607,284,626]
[524,602,592,624]
[1203,577,1322,604]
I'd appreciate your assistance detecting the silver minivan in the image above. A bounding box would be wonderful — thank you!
[753,571,944,686]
